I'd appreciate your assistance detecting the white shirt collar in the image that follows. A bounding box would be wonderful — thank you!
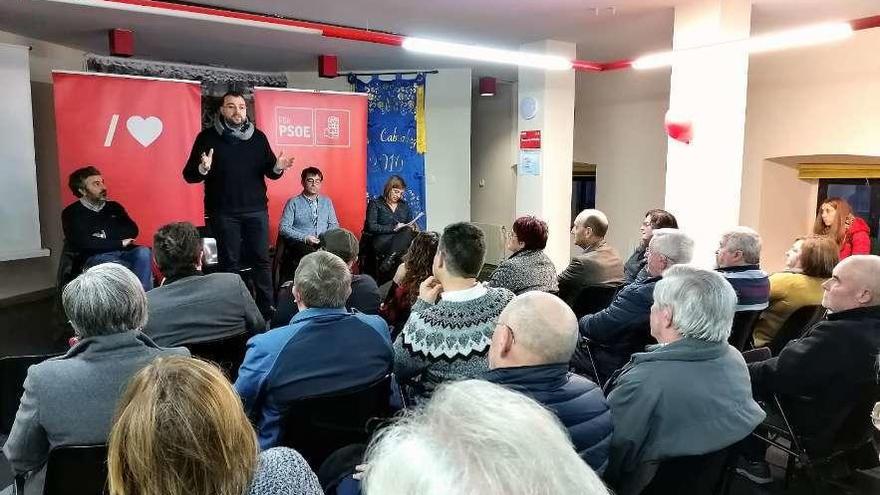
[440,283,488,302]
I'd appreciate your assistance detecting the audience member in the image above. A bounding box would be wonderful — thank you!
[107,356,322,495]
[61,166,153,291]
[486,215,559,294]
[278,166,340,279]
[741,255,880,482]
[814,196,871,259]
[2,264,187,495]
[362,380,610,495]
[605,265,765,495]
[485,292,612,474]
[715,227,770,312]
[364,175,417,284]
[557,209,624,308]
[394,222,514,403]
[236,251,393,449]
[578,229,693,386]
[623,209,678,284]
[752,235,837,347]
[272,228,380,327]
[144,222,265,347]
[379,231,439,336]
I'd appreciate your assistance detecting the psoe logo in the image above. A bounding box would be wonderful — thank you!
[315,109,351,147]
[275,107,314,145]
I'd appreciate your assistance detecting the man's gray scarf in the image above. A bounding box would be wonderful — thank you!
[214,113,255,142]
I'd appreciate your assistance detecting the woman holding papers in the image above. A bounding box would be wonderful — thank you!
[364,175,418,284]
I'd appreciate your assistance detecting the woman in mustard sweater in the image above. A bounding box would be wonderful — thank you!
[752,235,838,347]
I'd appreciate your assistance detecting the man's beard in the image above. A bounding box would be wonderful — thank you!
[225,115,247,128]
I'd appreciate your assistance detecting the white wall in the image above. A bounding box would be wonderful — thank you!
[285,68,473,233]
[471,80,517,228]
[742,28,880,272]
[0,30,84,300]
[573,69,670,258]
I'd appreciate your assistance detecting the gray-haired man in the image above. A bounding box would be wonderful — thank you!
[3,263,188,495]
[234,251,393,450]
[605,265,765,495]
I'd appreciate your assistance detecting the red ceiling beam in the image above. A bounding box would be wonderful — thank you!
[76,1,880,73]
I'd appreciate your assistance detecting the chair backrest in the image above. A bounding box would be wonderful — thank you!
[281,374,393,470]
[43,444,108,495]
[0,353,63,434]
[728,310,762,351]
[185,332,249,381]
[767,305,824,356]
[640,445,735,495]
[572,284,622,319]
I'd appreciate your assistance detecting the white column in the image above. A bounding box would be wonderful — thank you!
[664,0,751,267]
[516,40,577,271]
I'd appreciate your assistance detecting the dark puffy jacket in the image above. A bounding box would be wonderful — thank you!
[579,276,660,385]
[485,363,613,474]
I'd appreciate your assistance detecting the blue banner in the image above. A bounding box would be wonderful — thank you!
[351,74,427,229]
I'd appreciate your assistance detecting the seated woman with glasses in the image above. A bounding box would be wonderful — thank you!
[363,175,418,284]
[278,166,339,281]
[486,215,558,295]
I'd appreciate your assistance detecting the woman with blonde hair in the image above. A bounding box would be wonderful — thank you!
[813,197,871,259]
[107,356,322,495]
[752,235,838,348]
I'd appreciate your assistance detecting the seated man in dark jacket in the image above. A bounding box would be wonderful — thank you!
[271,228,381,327]
[485,291,612,474]
[578,229,693,386]
[2,264,188,495]
[740,254,880,484]
[144,222,265,347]
[235,251,393,449]
[61,166,153,291]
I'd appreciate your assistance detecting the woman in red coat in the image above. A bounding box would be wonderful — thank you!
[814,197,871,259]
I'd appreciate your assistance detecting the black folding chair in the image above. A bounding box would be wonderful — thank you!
[281,374,394,470]
[571,284,622,319]
[185,332,250,381]
[15,444,108,495]
[766,305,824,356]
[751,389,880,493]
[42,444,108,495]
[641,442,740,495]
[1,353,63,434]
[728,310,762,352]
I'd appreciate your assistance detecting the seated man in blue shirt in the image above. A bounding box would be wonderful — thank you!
[278,166,339,280]
[235,250,392,449]
[715,227,770,312]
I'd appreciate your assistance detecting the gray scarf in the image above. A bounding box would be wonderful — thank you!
[213,113,255,142]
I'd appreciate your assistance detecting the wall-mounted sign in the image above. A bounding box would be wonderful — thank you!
[520,129,541,149]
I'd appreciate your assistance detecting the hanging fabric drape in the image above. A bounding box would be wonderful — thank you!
[350,73,428,230]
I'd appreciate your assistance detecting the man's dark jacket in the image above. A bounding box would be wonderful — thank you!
[485,363,613,475]
[749,305,880,453]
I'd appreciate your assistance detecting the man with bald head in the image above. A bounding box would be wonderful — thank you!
[486,292,613,474]
[558,209,624,309]
[741,255,880,482]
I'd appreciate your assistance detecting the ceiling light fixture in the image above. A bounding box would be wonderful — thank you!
[402,37,572,71]
[43,0,323,36]
[632,21,853,70]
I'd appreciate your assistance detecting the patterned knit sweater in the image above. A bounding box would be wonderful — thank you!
[393,286,515,402]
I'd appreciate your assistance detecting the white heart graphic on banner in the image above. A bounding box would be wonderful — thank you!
[126,116,163,147]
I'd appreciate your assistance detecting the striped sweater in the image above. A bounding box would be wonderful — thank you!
[717,265,770,312]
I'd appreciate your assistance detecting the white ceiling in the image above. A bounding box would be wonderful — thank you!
[0,0,877,78]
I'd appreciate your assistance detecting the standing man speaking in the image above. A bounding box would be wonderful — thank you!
[184,91,295,319]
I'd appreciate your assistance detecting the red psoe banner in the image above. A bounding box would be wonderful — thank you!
[53,71,204,246]
[254,88,368,242]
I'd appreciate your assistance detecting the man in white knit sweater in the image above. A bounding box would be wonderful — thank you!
[393,222,514,403]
